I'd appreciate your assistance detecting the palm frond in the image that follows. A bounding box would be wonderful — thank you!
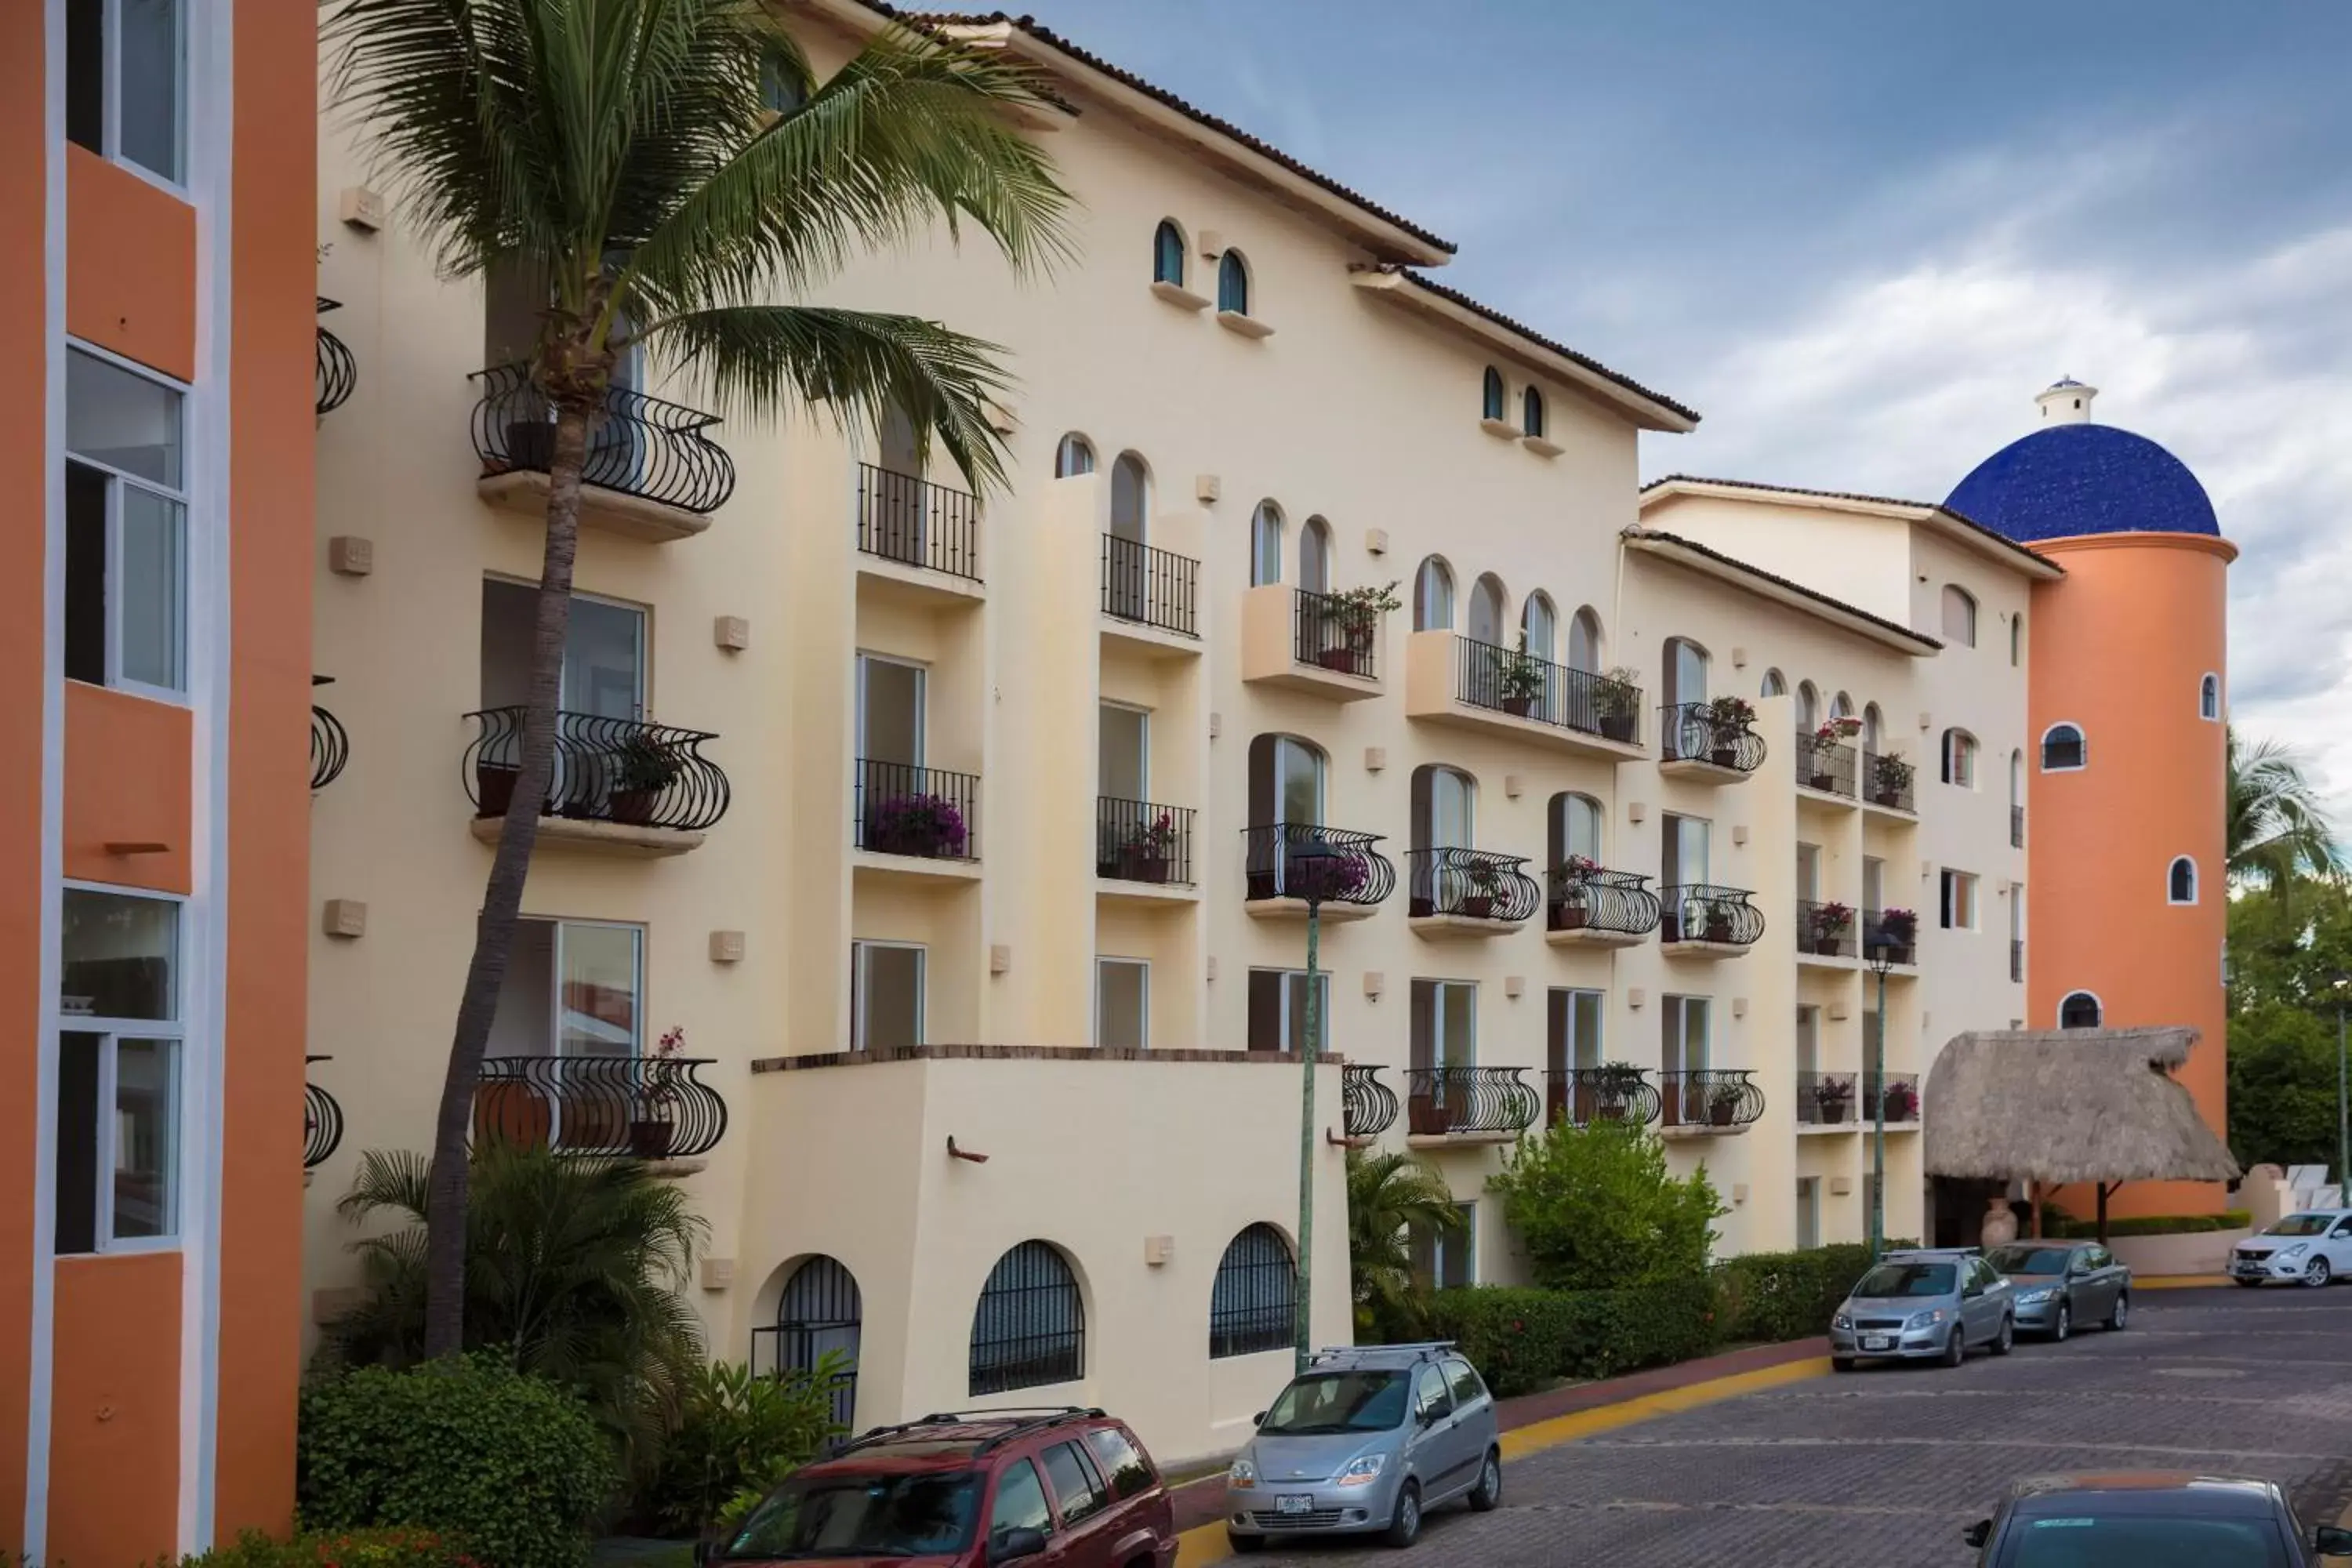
[2228,727,2343,887]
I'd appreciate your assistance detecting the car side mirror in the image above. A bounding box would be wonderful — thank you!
[1253,1410,1267,1427]
[1417,1405,1442,1428]
[1962,1283,1982,1299]
[2314,1524,2352,1555]
[1962,1520,1991,1549]
[992,1526,1049,1564]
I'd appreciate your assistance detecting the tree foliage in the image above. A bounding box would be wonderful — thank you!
[2227,877,2352,1172]
[2229,727,2342,890]
[639,1355,848,1536]
[1486,1117,1725,1292]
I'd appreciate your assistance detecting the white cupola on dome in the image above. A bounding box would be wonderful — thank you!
[2035,377,2098,424]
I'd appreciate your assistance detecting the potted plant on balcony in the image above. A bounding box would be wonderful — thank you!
[630,1025,687,1159]
[1806,716,1860,790]
[1315,581,1399,675]
[608,731,683,826]
[1487,634,1547,717]
[1457,857,1504,920]
[1117,811,1178,883]
[1870,750,1915,808]
[1596,666,1642,742]
[1548,853,1599,930]
[1592,1061,1646,1121]
[1702,895,1737,945]
[1704,695,1757,768]
[1708,1078,1744,1127]
[1807,899,1854,956]
[1813,1073,1854,1126]
[1286,847,1369,903]
[475,757,521,818]
[1875,906,1918,962]
[1882,1076,1920,1121]
[870,793,968,858]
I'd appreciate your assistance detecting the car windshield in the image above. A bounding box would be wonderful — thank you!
[1987,1246,2075,1276]
[2266,1214,2333,1236]
[1853,1262,1955,1298]
[1996,1514,2286,1568]
[720,1471,982,1561]
[1258,1370,1410,1436]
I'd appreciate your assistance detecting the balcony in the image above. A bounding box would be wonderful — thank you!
[1405,1065,1540,1144]
[855,760,981,873]
[1658,703,1765,782]
[1545,866,1661,948]
[470,364,735,543]
[315,298,356,417]
[1101,535,1199,648]
[311,675,348,791]
[1406,848,1541,938]
[1796,731,1857,803]
[2012,805,2026,848]
[1864,1070,1922,1127]
[1241,825,1394,922]
[1095,797,1196,898]
[1795,1070,1860,1131]
[1240,584,1385,701]
[1861,909,1919,969]
[1797,898,1858,964]
[464,707,730,857]
[1657,1069,1764,1135]
[474,1054,728,1163]
[1341,1063,1400,1143]
[2011,938,2024,984]
[1404,633,1646,760]
[856,462,983,597]
[303,1055,343,1171]
[1862,750,1917,815]
[1659,884,1764,956]
[1548,1067,1662,1128]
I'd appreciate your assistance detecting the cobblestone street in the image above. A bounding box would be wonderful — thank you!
[1250,1287,2352,1566]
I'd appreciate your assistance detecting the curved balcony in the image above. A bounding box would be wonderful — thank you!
[1658,703,1766,782]
[1241,824,1395,922]
[473,1054,728,1160]
[1406,1065,1539,1142]
[1341,1063,1400,1141]
[471,363,735,541]
[315,298,356,417]
[1796,731,1857,800]
[1660,884,1764,956]
[303,1055,344,1171]
[1406,633,1646,759]
[464,707,729,855]
[311,675,349,791]
[1546,866,1661,948]
[1657,1069,1764,1134]
[1548,1067,1661,1129]
[1406,847,1540,935]
[1863,750,1917,814]
[1797,898,1858,961]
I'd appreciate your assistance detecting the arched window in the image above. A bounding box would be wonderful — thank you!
[1522,593,1557,662]
[2009,749,2024,811]
[1412,764,1476,853]
[1795,681,1820,732]
[1481,366,1505,423]
[2042,723,2086,771]
[1548,790,1603,869]
[2058,992,2103,1030]
[1218,250,1250,314]
[1831,691,1854,723]
[968,1240,1084,1395]
[2200,673,2221,721]
[764,1255,863,1432]
[2169,856,2198,904]
[760,48,808,114]
[1941,728,1978,788]
[1250,501,1284,587]
[1567,607,1602,673]
[1414,557,1456,631]
[1942,586,1978,647]
[1054,433,1095,477]
[1862,702,1885,753]
[2010,613,2024,668]
[1152,220,1186,287]
[1759,668,1786,699]
[1468,572,1507,645]
[1109,452,1150,543]
[1664,637,1709,709]
[1522,386,1546,439]
[1298,516,1332,595]
[1208,1225,1296,1359]
[1248,734,1325,828]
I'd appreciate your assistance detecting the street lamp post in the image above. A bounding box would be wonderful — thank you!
[1288,838,1341,1375]
[2335,973,2350,1199]
[1866,938,1895,1264]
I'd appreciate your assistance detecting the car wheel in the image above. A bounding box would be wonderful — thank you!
[1991,1315,2013,1356]
[2306,1256,2333,1289]
[2053,1301,2071,1343]
[1225,1530,1265,1555]
[1468,1449,1502,1512]
[1383,1481,1423,1548]
[2106,1292,2129,1331]
[1831,1356,1857,1374]
[1942,1326,1965,1367]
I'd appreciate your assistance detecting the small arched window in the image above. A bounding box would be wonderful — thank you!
[2200,673,2221,721]
[1109,452,1150,540]
[1942,586,1978,647]
[1567,607,1602,673]
[1522,592,1558,662]
[2169,856,2198,905]
[1862,702,1885,753]
[2010,613,2024,668]
[2042,723,2086,771]
[1218,250,1250,314]
[1664,637,1709,709]
[1414,557,1456,631]
[1481,366,1505,423]
[1250,501,1284,587]
[1209,1224,1296,1359]
[1522,386,1546,439]
[1054,434,1096,478]
[1941,728,1978,789]
[2058,991,2103,1030]
[1152,220,1186,287]
[1298,516,1332,595]
[1831,691,1854,723]
[1411,764,1476,851]
[969,1241,1084,1395]
[1467,572,1507,644]
[1759,669,1786,699]
[1248,733,1327,828]
[1548,789,1604,868]
[1795,681,1820,732]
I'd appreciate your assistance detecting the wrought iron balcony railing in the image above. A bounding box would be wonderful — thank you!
[1547,866,1661,937]
[855,758,980,859]
[1290,586,1385,681]
[1864,1069,1922,1124]
[1096,797,1194,885]
[1241,823,1396,907]
[1548,1067,1661,1128]
[2011,938,2024,984]
[1862,908,1919,966]
[1453,636,1642,742]
[1660,705,1766,771]
[1406,848,1541,924]
[1661,884,1765,946]
[1343,1063,1399,1138]
[1798,732,1857,797]
[2012,805,2026,848]
[1406,1065,1539,1138]
[1798,898,1859,959]
[311,675,348,791]
[1864,750,1916,811]
[1657,1069,1765,1131]
[1102,535,1198,637]
[303,1054,343,1170]
[1796,1069,1859,1127]
[315,298,356,417]
[463,708,731,833]
[857,462,981,581]
[474,1054,728,1159]
[471,362,736,514]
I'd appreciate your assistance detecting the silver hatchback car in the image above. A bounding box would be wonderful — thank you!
[1830,1248,2015,1370]
[1224,1342,1501,1552]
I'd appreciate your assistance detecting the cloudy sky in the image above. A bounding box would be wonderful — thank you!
[1021,1,2352,806]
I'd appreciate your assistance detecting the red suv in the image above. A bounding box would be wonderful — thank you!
[710,1407,1179,1568]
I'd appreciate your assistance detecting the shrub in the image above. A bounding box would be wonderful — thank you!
[1417,1279,1721,1398]
[1715,1244,1879,1344]
[299,1358,617,1568]
[1486,1117,1725,1290]
[639,1356,848,1536]
[2048,1210,2251,1239]
[172,1528,477,1568]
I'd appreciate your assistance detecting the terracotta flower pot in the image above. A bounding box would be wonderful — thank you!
[609,787,659,826]
[628,1118,674,1159]
[1461,895,1495,920]
[475,762,519,818]
[1599,713,1635,742]
[1316,647,1360,675]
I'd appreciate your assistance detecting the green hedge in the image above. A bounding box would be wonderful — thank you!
[171,1528,474,1568]
[1715,1244,1882,1345]
[1416,1279,1721,1397]
[2048,1210,2251,1239]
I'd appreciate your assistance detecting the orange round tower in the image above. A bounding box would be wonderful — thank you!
[1945,380,2236,1220]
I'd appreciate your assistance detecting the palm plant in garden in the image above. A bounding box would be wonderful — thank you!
[1345,1149,1460,1335]
[2228,725,2342,888]
[324,0,1073,1357]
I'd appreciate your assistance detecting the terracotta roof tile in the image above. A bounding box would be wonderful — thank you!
[1390,270,1700,425]
[1624,525,1944,652]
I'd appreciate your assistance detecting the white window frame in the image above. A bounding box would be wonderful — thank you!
[1054,433,1095,477]
[532,916,646,1059]
[1250,967,1331,1054]
[57,882,187,1256]
[1098,699,1150,801]
[2057,989,2104,1029]
[71,0,190,193]
[1250,502,1284,588]
[1421,978,1479,1068]
[1094,956,1149,1050]
[1941,869,1980,931]
[1552,986,1606,1072]
[65,342,192,702]
[2167,857,2199,906]
[1428,1202,1477,1288]
[2199,673,2221,721]
[1942,585,1978,648]
[1662,994,1711,1075]
[1414,556,1456,633]
[2040,721,2087,773]
[851,940,926,1050]
[854,651,928,768]
[1944,729,1979,789]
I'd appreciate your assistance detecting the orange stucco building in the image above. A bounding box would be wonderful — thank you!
[2,2,317,1560]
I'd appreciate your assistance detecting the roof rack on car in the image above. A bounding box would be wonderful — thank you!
[1306,1341,1457,1366]
[835,1406,1105,1458]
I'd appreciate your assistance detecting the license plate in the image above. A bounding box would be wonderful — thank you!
[1275,1494,1315,1515]
[1862,1335,1893,1351]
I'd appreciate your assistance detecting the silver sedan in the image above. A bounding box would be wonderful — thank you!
[1984,1240,2132,1340]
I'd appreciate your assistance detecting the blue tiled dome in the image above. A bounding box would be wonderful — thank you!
[1944,423,2219,543]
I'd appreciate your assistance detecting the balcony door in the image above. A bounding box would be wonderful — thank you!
[1546,987,1603,1123]
[482,917,643,1149]
[1095,958,1149,1050]
[1662,814,1710,887]
[1661,994,1711,1127]
[1796,842,1821,904]
[1862,855,1886,913]
[1099,703,1148,800]
[1410,980,1478,1076]
[1665,637,1709,709]
[1796,1004,1820,1080]
[482,579,645,718]
[852,942,924,1050]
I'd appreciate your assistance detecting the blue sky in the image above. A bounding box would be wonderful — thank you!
[1018,2,2352,802]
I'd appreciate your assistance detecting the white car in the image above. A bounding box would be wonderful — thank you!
[2230,1210,2352,1287]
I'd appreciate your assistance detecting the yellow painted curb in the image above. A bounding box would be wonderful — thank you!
[1172,1355,1828,1567]
[2133,1274,2231,1290]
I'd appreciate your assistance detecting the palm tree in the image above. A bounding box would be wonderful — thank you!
[2229,726,2342,887]
[1345,1150,1460,1337]
[323,0,1073,1357]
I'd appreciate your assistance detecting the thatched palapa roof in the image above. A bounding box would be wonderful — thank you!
[1924,1028,2240,1185]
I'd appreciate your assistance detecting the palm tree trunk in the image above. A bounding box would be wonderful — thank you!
[423,401,592,1359]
